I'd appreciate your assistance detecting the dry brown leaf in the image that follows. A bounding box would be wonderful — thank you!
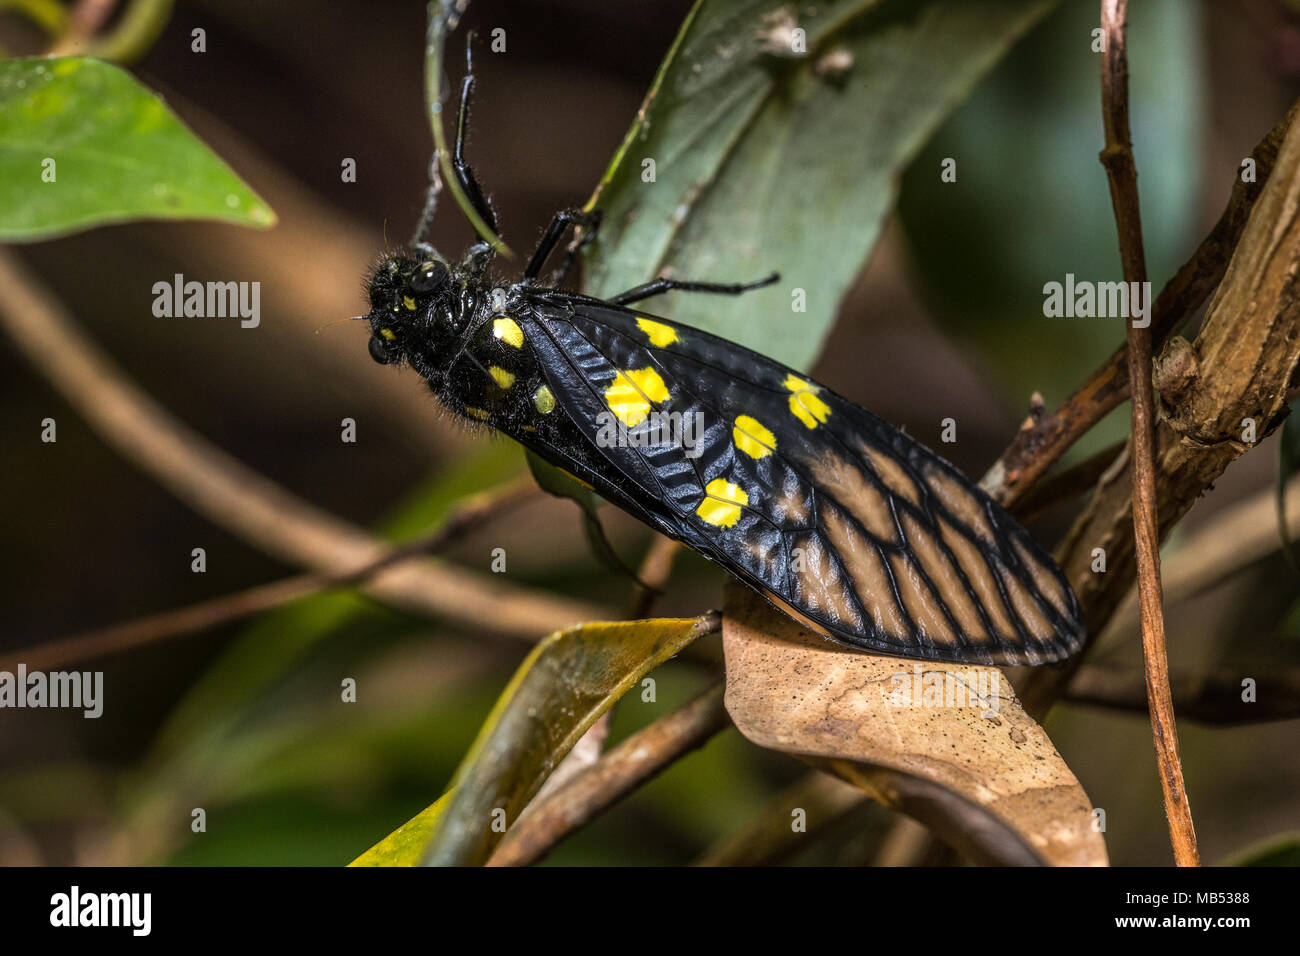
[722,584,1107,866]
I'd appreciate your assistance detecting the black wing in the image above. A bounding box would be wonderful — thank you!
[515,287,1083,665]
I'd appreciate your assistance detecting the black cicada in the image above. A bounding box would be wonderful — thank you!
[360,44,1084,666]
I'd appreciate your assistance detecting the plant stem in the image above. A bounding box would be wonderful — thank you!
[424,0,512,256]
[1098,0,1198,867]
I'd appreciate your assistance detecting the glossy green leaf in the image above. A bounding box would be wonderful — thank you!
[420,614,718,866]
[0,57,275,241]
[584,0,1051,371]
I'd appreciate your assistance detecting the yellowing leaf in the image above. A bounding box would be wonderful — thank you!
[349,794,450,867]
[417,614,718,866]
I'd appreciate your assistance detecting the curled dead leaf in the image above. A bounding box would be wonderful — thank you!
[722,584,1107,866]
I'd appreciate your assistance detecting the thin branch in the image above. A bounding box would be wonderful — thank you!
[982,98,1299,510]
[694,771,868,866]
[804,756,1047,866]
[423,0,512,256]
[626,535,681,619]
[51,0,116,49]
[1021,107,1300,722]
[872,817,943,867]
[486,680,731,867]
[1105,474,1300,642]
[0,251,608,642]
[0,479,538,672]
[1099,0,1198,867]
[1009,439,1126,523]
[48,0,173,63]
[1067,664,1300,724]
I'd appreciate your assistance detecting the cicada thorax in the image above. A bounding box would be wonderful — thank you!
[424,302,554,436]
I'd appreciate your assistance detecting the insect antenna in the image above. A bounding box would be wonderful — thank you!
[316,318,362,333]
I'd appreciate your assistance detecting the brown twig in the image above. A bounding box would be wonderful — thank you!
[1098,0,1198,867]
[982,98,1298,510]
[0,250,608,641]
[626,535,681,619]
[1067,664,1300,724]
[55,0,118,45]
[1020,108,1300,718]
[1008,440,1126,523]
[806,757,1048,866]
[694,771,868,866]
[1102,475,1300,645]
[0,478,538,672]
[486,680,731,867]
[48,0,173,63]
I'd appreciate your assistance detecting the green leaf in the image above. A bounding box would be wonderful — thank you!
[420,614,718,866]
[1221,831,1300,867]
[350,794,452,867]
[584,0,1052,371]
[524,449,644,584]
[0,57,275,241]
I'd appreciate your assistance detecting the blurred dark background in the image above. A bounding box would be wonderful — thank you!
[1,0,1298,865]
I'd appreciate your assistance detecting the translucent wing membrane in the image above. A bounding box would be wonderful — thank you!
[517,288,1083,665]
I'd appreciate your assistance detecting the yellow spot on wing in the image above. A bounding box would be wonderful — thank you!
[604,367,670,427]
[489,366,516,389]
[636,317,678,347]
[696,478,749,528]
[493,317,524,348]
[533,384,555,414]
[733,414,776,458]
[783,374,831,429]
[403,296,417,311]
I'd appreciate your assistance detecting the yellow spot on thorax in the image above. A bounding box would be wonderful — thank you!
[378,327,396,341]
[402,296,417,311]
[636,317,679,347]
[604,367,670,427]
[783,374,831,429]
[493,317,524,348]
[464,406,491,421]
[733,414,776,458]
[533,384,556,414]
[696,478,749,528]
[489,366,516,390]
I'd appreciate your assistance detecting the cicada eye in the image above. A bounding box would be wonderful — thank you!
[409,260,449,294]
[369,333,398,365]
